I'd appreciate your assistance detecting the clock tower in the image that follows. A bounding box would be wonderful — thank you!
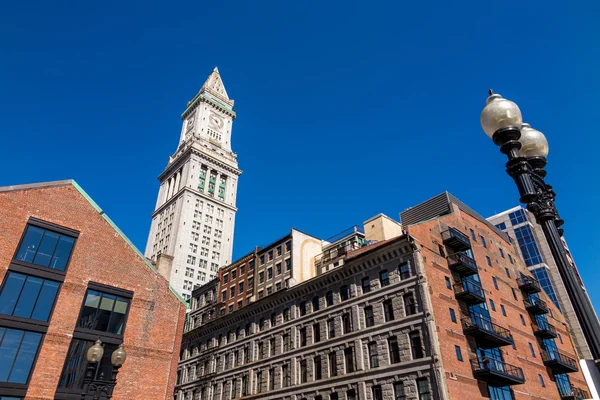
[145,67,241,300]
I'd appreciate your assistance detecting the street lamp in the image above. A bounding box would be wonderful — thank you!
[82,340,127,400]
[480,90,600,364]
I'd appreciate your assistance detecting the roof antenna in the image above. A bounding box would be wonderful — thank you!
[488,89,494,95]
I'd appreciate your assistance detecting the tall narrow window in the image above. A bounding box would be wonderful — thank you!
[283,333,290,352]
[312,296,320,311]
[313,323,321,343]
[344,347,354,373]
[256,371,262,393]
[347,389,357,400]
[417,378,431,400]
[480,236,487,248]
[492,277,499,290]
[364,306,375,327]
[388,337,400,364]
[449,308,457,323]
[328,352,338,377]
[379,270,390,287]
[299,301,307,316]
[269,338,275,357]
[300,360,307,383]
[315,356,322,380]
[342,313,352,334]
[410,331,424,359]
[282,363,290,387]
[399,263,411,280]
[328,318,335,339]
[383,299,394,322]
[326,291,334,306]
[300,327,307,347]
[368,341,379,368]
[340,285,350,301]
[529,342,536,357]
[372,385,383,400]
[361,277,370,293]
[404,294,417,316]
[455,345,463,361]
[394,381,406,400]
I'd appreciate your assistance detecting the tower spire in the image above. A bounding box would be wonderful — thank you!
[200,67,233,108]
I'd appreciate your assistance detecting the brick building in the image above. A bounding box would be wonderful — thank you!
[174,195,590,400]
[0,180,186,400]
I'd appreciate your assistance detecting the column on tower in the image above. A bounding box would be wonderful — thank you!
[174,170,181,194]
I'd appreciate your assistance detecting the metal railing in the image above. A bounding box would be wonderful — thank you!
[447,252,478,271]
[524,297,549,313]
[453,280,485,299]
[541,350,578,369]
[532,320,556,335]
[470,358,524,381]
[517,275,541,292]
[462,315,511,340]
[441,227,471,246]
[559,386,589,399]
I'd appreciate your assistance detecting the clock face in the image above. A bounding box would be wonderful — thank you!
[209,113,224,130]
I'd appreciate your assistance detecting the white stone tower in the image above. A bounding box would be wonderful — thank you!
[145,67,241,300]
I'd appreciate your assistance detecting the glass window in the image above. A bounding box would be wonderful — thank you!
[379,270,389,287]
[347,389,356,400]
[328,319,335,338]
[364,306,374,327]
[404,294,417,315]
[410,331,424,359]
[501,305,507,316]
[0,328,43,384]
[299,301,307,316]
[0,271,60,321]
[470,229,476,240]
[344,347,354,373]
[489,385,514,400]
[445,277,451,289]
[539,374,545,387]
[285,241,291,252]
[505,268,511,278]
[58,339,117,389]
[490,299,496,311]
[361,277,370,293]
[78,290,130,335]
[394,381,406,400]
[313,323,321,343]
[326,291,334,306]
[15,225,76,271]
[486,256,492,266]
[372,386,382,400]
[399,263,410,280]
[531,267,561,310]
[496,222,507,231]
[449,308,456,323]
[480,236,487,248]
[342,313,352,334]
[455,345,463,361]
[529,342,536,357]
[368,342,378,368]
[314,356,322,380]
[499,248,505,258]
[514,225,543,266]
[340,285,349,301]
[383,300,394,322]
[492,277,499,290]
[520,314,526,325]
[509,209,526,225]
[328,352,337,376]
[285,259,291,271]
[388,337,400,364]
[312,296,320,312]
[417,378,431,400]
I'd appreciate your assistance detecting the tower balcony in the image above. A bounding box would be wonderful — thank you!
[462,315,512,348]
[453,280,486,305]
[559,386,589,400]
[532,321,557,339]
[524,297,549,314]
[441,227,471,252]
[447,253,478,276]
[517,276,541,294]
[470,358,525,386]
[541,350,579,373]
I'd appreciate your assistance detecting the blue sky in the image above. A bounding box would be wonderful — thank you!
[1,1,599,307]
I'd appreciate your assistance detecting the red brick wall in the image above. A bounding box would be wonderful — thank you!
[0,184,186,400]
[220,252,255,315]
[407,208,589,399]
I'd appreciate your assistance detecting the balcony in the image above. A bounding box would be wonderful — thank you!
[470,358,525,386]
[524,297,549,315]
[441,227,471,252]
[542,350,579,373]
[532,321,557,339]
[560,386,589,400]
[453,280,486,305]
[517,276,541,293]
[462,315,513,348]
[447,253,478,276]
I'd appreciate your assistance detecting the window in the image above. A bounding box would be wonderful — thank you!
[469,229,476,240]
[285,241,291,252]
[404,294,417,316]
[268,368,275,390]
[505,267,511,278]
[340,285,350,301]
[58,338,118,390]
[0,328,43,383]
[315,356,322,380]
[260,318,265,331]
[511,287,518,300]
[486,256,492,266]
[258,341,264,359]
[361,277,370,293]
[489,299,496,311]
[270,313,276,327]
[282,363,290,387]
[312,296,320,312]
[328,352,337,376]
[285,259,291,270]
[275,282,281,291]
[449,308,457,323]
[558,333,563,344]
[538,374,545,387]
[501,305,507,316]
[492,276,499,290]
[394,381,406,400]
[379,270,390,287]
[230,287,235,298]
[417,378,431,400]
[78,289,130,335]
[283,308,290,322]
[268,250,273,261]
[259,272,264,283]
[239,282,244,292]
[368,341,378,368]
[249,260,255,270]
[364,306,374,327]
[256,371,262,393]
[267,267,273,280]
[0,272,60,321]
[328,318,335,338]
[508,254,514,264]
[480,236,487,248]
[499,248,505,258]
[347,389,357,400]
[299,301,307,316]
[344,347,354,372]
[313,323,321,343]
[231,270,237,279]
[300,327,307,346]
[514,225,543,266]
[510,334,516,349]
[330,394,338,400]
[438,244,446,257]
[276,262,282,275]
[388,337,400,364]
[529,342,536,357]
[445,277,451,289]
[222,291,227,302]
[260,255,265,265]
[383,299,394,322]
[326,291,334,306]
[283,333,290,352]
[455,345,463,361]
[277,246,282,256]
[509,209,527,225]
[240,265,245,275]
[15,224,76,271]
[372,386,383,400]
[520,314,526,325]
[410,331,424,359]
[342,313,352,334]
[399,263,410,280]
[496,222,507,231]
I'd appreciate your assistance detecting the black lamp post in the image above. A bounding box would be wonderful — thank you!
[82,340,127,400]
[480,90,600,364]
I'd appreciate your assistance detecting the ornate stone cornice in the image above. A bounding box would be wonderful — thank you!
[182,93,236,120]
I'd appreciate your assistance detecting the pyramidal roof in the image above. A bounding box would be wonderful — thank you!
[199,67,234,108]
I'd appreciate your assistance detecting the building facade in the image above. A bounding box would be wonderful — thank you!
[487,206,598,363]
[174,195,589,400]
[0,180,186,400]
[145,67,241,300]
